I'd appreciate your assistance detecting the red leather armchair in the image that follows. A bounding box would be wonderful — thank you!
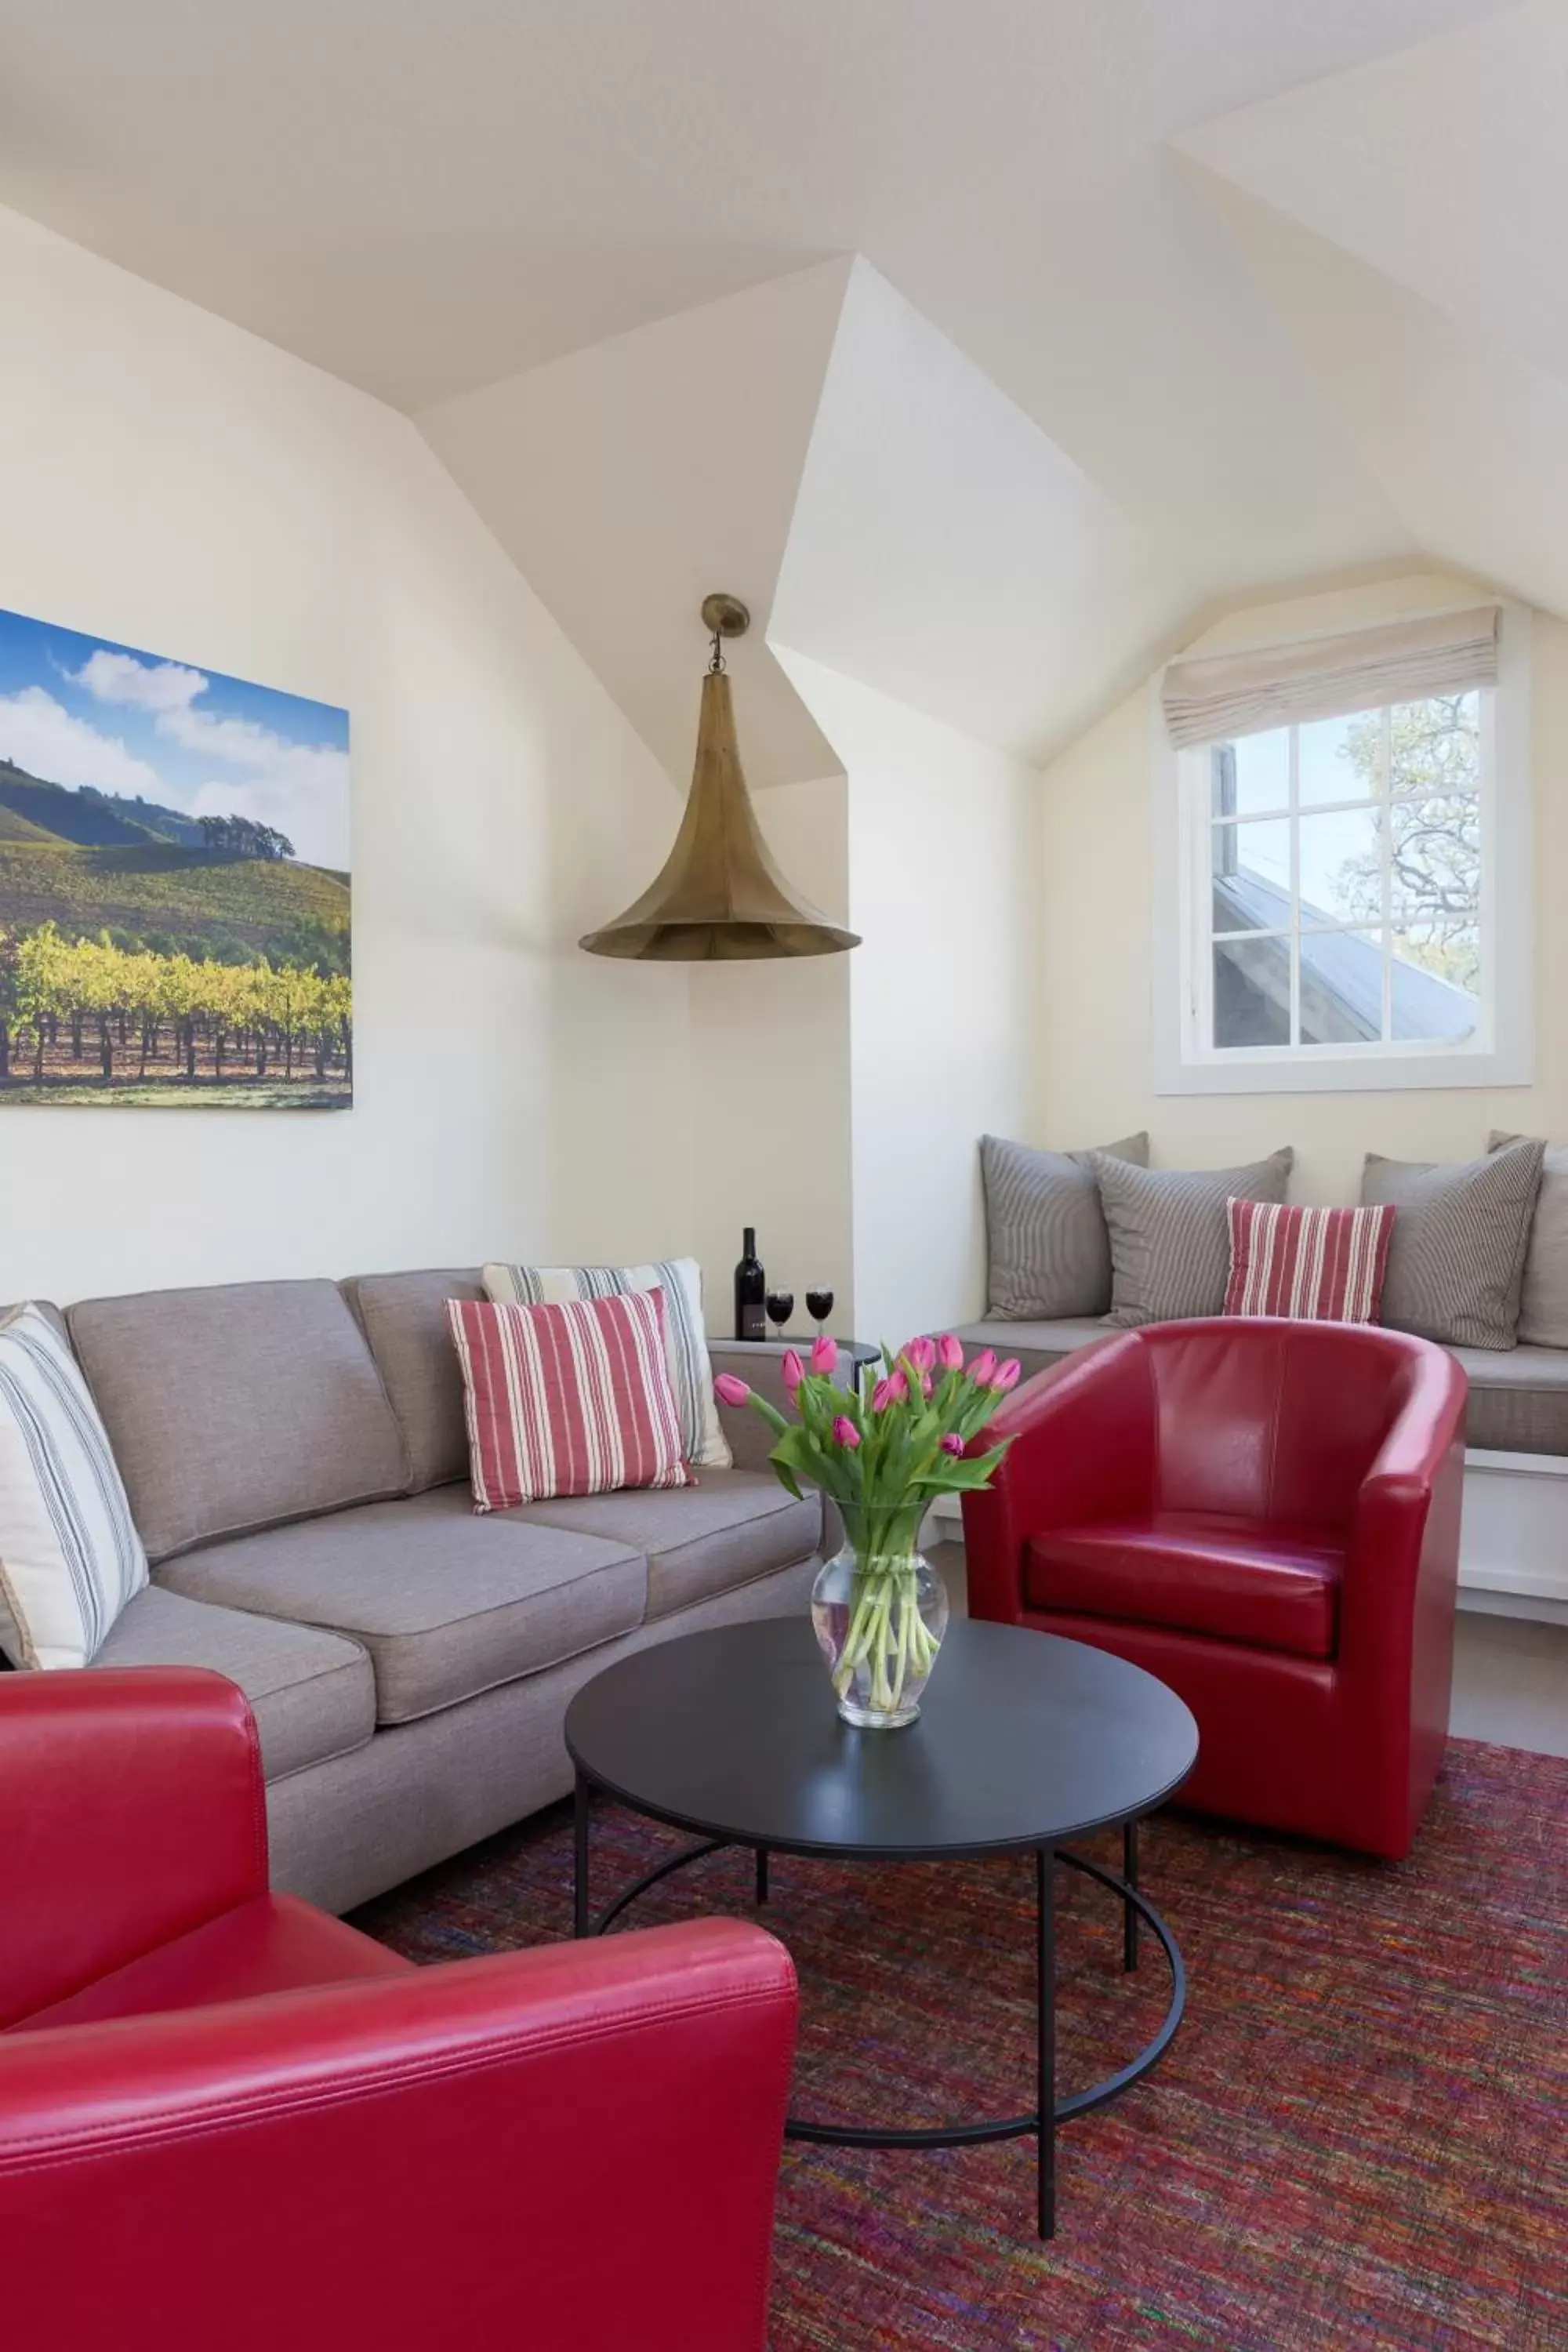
[962,1318,1467,1860]
[0,1668,797,2350]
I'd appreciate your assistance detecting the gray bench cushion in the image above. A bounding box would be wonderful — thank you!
[68,1280,410,1562]
[93,1584,375,1780]
[154,1486,647,1726]
[510,1468,822,1621]
[342,1268,483,1492]
[956,1318,1568,1457]
[953,1319,1116,1383]
[1454,1344,1568,1454]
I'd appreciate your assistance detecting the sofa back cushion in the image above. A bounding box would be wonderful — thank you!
[67,1280,410,1563]
[340,1269,485,1491]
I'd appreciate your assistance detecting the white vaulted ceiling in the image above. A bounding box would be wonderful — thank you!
[0,0,1555,774]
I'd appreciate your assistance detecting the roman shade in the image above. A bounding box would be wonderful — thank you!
[1161,606,1499,750]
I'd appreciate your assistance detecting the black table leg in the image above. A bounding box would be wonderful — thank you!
[1123,1820,1140,1973]
[755,1846,770,1906]
[573,1771,591,1939]
[1036,1845,1056,2241]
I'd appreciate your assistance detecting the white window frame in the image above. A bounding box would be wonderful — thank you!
[1152,602,1532,1096]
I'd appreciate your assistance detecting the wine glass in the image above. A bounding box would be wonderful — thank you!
[766,1287,795,1343]
[806,1286,834,1341]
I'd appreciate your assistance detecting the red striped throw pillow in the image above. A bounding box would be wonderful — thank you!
[446,1289,694,1512]
[1224,1197,1396,1325]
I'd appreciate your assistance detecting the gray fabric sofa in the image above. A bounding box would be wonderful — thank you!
[15,1272,822,1915]
[951,1315,1568,1457]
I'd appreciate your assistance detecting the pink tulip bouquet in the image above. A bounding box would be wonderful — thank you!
[714,1335,1020,1728]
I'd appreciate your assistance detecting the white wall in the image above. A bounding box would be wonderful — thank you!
[688,773,855,1338]
[779,652,1040,1343]
[1036,572,1568,1200]
[0,205,695,1302]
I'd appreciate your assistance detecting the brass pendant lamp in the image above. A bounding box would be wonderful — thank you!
[579,594,860,961]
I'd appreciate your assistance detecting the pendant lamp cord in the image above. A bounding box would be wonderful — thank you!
[708,628,726,675]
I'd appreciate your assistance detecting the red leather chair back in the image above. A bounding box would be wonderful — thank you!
[0,1669,267,2026]
[1140,1319,1417,1533]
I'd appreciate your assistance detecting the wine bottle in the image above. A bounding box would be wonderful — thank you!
[735,1226,767,1341]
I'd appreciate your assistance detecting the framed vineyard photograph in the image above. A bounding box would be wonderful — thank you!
[0,607,350,1108]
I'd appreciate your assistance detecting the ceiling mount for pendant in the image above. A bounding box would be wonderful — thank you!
[578,593,860,963]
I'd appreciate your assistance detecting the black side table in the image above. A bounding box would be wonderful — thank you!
[564,1617,1198,2239]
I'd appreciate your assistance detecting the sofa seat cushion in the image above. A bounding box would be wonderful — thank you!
[13,1894,412,2033]
[93,1584,375,1780]
[510,1468,822,1621]
[155,1488,646,1726]
[67,1279,410,1562]
[1025,1512,1343,1660]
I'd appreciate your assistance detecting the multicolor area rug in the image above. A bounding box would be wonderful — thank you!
[355,1739,1566,2351]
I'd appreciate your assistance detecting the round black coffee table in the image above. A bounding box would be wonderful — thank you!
[564,1617,1198,2239]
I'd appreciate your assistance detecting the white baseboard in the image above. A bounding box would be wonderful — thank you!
[929,1450,1568,1624]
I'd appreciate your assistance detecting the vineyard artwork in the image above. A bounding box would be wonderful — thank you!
[0,608,350,1109]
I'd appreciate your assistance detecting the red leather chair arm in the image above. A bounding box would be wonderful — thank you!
[961,1335,1153,1622]
[1341,1344,1469,1663]
[0,1917,797,2352]
[0,1668,267,2027]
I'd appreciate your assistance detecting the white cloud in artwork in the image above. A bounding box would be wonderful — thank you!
[0,686,162,799]
[69,650,206,714]
[188,751,350,871]
[65,646,349,869]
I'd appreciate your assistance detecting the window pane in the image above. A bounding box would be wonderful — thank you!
[1300,712,1375,807]
[1298,805,1381,927]
[1214,935,1290,1049]
[1390,927,1479,1042]
[1388,691,1480,800]
[1212,816,1290,933]
[1385,790,1481,985]
[1298,927,1383,1045]
[1214,728,1289,817]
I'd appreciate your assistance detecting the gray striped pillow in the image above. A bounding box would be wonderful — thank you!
[1488,1132,1568,1348]
[0,1304,147,1668]
[1363,1141,1544,1350]
[1094,1149,1294,1327]
[981,1132,1149,1319]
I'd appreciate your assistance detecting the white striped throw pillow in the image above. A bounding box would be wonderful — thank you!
[0,1305,147,1669]
[482,1256,731,1470]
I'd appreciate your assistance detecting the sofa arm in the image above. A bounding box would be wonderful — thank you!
[960,1334,1152,1622]
[0,1668,267,2029]
[0,1918,797,2352]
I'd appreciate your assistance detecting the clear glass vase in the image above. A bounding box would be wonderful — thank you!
[810,1502,949,1729]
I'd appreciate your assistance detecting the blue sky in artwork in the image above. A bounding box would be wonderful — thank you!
[0,606,350,869]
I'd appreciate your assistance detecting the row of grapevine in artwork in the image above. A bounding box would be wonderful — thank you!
[0,924,352,1083]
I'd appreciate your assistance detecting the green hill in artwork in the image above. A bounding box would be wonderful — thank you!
[0,761,348,970]
[0,760,207,848]
[0,802,56,842]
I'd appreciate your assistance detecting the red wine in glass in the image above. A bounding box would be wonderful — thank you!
[766,1288,795,1343]
[806,1287,834,1338]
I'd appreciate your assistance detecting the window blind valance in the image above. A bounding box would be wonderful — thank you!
[1161,606,1499,750]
